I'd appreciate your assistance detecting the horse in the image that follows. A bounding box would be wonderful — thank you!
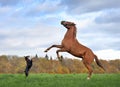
[44,21,105,79]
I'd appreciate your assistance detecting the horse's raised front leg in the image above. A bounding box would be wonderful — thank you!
[44,45,63,52]
[56,49,67,61]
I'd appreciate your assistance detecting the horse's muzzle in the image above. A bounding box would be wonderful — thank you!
[61,21,65,25]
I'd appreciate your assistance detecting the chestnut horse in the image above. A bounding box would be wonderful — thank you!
[44,21,105,79]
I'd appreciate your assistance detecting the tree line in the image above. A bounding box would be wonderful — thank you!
[0,55,120,74]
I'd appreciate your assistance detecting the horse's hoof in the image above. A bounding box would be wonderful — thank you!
[44,50,48,52]
[87,77,90,80]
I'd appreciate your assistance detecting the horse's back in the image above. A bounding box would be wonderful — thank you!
[68,39,94,59]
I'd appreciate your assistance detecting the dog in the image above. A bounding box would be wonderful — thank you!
[24,56,33,77]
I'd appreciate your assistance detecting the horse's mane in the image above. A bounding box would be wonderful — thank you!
[73,26,77,38]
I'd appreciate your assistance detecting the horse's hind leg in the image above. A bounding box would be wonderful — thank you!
[83,60,93,80]
[44,45,62,52]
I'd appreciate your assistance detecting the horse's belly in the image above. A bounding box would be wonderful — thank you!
[68,50,84,58]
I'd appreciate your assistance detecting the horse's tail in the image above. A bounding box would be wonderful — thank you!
[94,55,105,71]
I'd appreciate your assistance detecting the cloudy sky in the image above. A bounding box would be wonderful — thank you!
[0,0,120,60]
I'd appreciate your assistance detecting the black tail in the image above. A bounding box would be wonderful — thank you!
[94,55,105,71]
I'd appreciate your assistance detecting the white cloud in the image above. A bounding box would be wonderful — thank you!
[95,49,120,60]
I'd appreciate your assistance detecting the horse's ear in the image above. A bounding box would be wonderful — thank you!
[72,23,76,26]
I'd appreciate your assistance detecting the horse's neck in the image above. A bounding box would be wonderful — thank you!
[64,26,76,39]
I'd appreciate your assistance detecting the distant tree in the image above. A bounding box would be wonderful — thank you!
[0,55,120,74]
[109,59,120,72]
[35,54,38,58]
[50,56,53,61]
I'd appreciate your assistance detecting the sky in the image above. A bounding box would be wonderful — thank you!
[0,0,120,60]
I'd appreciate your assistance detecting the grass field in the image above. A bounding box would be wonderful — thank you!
[0,73,120,87]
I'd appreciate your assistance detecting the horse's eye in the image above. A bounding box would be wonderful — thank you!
[65,24,68,26]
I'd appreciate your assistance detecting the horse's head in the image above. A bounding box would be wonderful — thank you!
[61,21,75,29]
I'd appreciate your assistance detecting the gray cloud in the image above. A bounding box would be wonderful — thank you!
[25,0,62,17]
[60,0,120,14]
[76,21,120,51]
[0,0,20,6]
[95,9,120,24]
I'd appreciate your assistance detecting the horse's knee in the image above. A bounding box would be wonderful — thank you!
[56,50,61,60]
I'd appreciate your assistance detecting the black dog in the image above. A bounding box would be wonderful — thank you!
[24,56,32,77]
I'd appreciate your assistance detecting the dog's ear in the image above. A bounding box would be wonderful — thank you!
[24,56,30,58]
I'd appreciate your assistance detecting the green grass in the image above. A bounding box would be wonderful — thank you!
[0,74,120,87]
